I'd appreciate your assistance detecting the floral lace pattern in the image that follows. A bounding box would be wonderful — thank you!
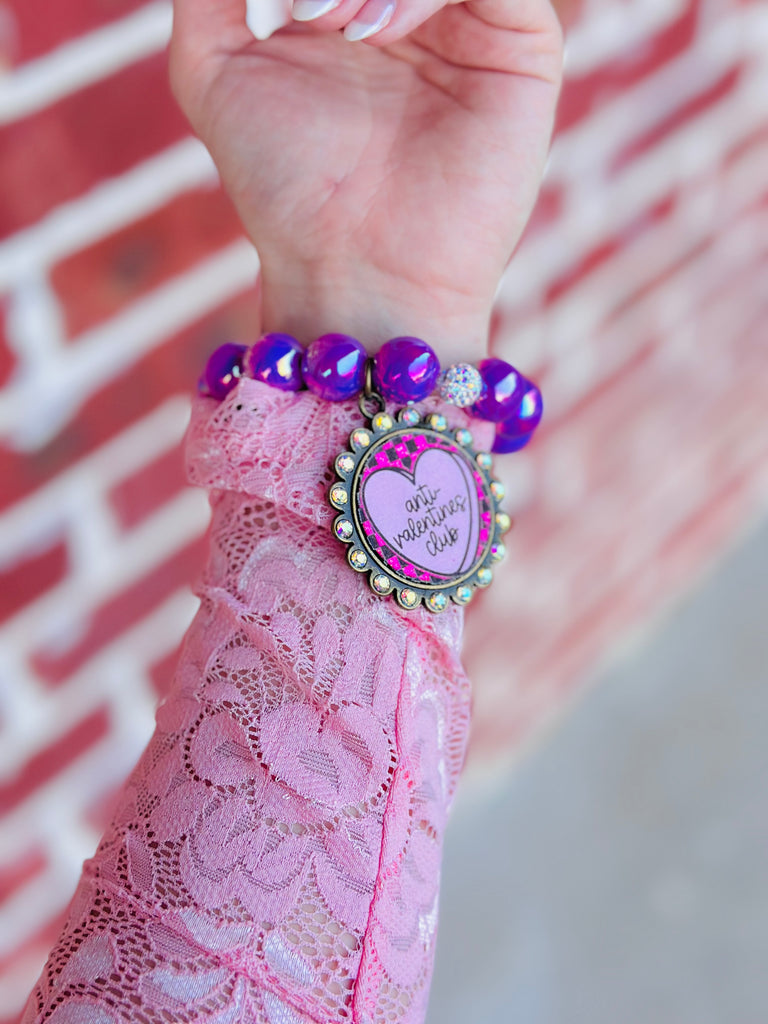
[23,380,493,1024]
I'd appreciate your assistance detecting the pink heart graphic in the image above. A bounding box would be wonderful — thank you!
[361,446,480,578]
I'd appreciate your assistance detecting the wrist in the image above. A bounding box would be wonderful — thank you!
[259,261,493,366]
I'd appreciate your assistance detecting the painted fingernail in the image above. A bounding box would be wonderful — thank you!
[293,0,343,20]
[343,0,395,40]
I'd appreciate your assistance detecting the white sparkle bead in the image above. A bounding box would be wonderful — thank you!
[438,364,483,407]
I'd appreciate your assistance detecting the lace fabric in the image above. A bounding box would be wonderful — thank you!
[23,380,493,1024]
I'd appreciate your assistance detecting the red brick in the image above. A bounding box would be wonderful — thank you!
[31,536,206,688]
[52,188,246,340]
[0,288,260,514]
[84,780,127,835]
[0,539,69,624]
[0,708,110,815]
[611,67,742,174]
[3,0,146,67]
[0,847,47,906]
[0,304,16,388]
[148,641,184,700]
[0,909,68,1024]
[108,442,188,531]
[0,52,188,238]
[556,0,700,133]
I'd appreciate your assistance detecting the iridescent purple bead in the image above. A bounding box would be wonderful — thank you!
[373,337,441,403]
[472,358,528,422]
[200,342,247,400]
[247,333,304,391]
[492,428,534,454]
[302,333,367,401]
[492,382,544,453]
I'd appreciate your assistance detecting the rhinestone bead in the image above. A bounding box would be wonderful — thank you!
[349,549,368,570]
[477,567,493,587]
[490,542,506,563]
[476,453,493,471]
[490,480,505,501]
[427,413,447,431]
[495,511,512,533]
[372,412,394,432]
[330,485,348,507]
[455,585,473,605]
[398,588,420,609]
[335,519,354,541]
[336,454,355,475]
[399,408,421,426]
[438,363,484,407]
[303,334,366,401]
[472,359,528,423]
[373,337,441,403]
[372,574,392,594]
[351,428,371,449]
[246,333,304,391]
[455,429,473,447]
[200,343,246,400]
[426,592,448,613]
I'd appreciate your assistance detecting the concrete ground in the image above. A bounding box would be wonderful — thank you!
[427,518,768,1024]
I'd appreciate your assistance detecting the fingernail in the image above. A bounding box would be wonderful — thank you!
[293,0,343,21]
[343,0,395,40]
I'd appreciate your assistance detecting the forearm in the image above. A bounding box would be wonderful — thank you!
[23,379,493,1024]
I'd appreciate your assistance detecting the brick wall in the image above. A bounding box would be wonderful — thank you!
[0,0,766,1016]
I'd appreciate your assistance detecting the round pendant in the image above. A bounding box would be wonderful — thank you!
[330,407,511,611]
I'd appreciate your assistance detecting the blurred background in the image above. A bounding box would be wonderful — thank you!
[0,0,766,1021]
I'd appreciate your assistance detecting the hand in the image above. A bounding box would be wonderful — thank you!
[170,0,563,362]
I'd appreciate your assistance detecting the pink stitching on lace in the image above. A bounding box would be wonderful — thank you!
[23,381,493,1024]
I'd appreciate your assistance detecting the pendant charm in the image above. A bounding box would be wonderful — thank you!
[330,401,511,613]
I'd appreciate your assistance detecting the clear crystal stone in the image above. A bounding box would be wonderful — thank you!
[335,520,354,541]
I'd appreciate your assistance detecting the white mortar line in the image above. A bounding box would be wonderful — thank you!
[565,0,688,77]
[0,137,218,293]
[499,64,768,313]
[0,238,260,448]
[0,396,191,565]
[0,2,173,126]
[0,584,198,782]
[0,486,209,653]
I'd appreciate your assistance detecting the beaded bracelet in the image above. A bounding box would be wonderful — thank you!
[200,332,543,452]
[199,332,543,613]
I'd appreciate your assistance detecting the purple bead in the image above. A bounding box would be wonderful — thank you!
[302,333,366,401]
[492,428,534,454]
[200,342,247,400]
[247,333,304,391]
[373,337,441,403]
[472,358,528,422]
[492,382,543,453]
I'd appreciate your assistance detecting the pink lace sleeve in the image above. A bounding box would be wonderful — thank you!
[22,379,493,1024]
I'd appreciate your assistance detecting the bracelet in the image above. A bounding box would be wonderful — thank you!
[198,333,543,613]
[198,333,543,454]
